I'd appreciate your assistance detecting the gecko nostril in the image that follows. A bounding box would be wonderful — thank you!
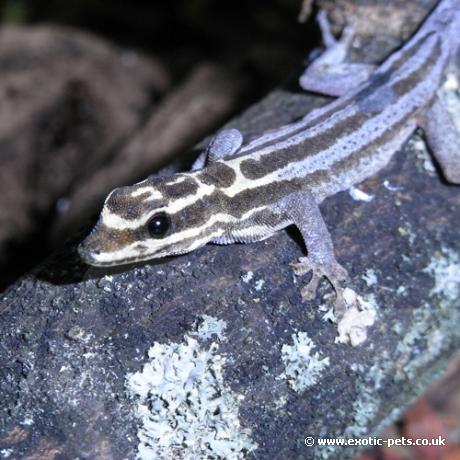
[78,235,103,263]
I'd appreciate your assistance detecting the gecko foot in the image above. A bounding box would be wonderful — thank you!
[290,256,348,305]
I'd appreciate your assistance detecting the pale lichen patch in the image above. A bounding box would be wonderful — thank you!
[423,248,460,304]
[192,314,227,341]
[254,279,265,291]
[241,271,254,283]
[362,269,378,287]
[20,417,34,426]
[342,352,394,440]
[395,304,452,382]
[126,337,256,460]
[398,222,416,245]
[395,248,460,381]
[278,332,330,392]
[318,303,335,323]
[273,395,287,410]
[335,289,378,347]
[409,134,436,175]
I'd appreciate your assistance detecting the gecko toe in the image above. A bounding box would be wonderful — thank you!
[292,256,348,303]
[300,272,321,301]
[290,257,312,276]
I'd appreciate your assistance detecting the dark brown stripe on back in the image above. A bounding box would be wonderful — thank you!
[237,31,436,159]
[239,34,442,181]
[239,110,372,180]
[392,37,442,96]
[330,116,413,178]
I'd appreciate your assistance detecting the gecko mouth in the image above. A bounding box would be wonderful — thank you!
[78,226,205,267]
[78,243,154,267]
[78,239,202,268]
[77,240,190,267]
[77,226,156,266]
[77,243,106,266]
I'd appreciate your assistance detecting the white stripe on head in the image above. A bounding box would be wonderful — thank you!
[93,206,268,263]
[131,187,163,200]
[102,179,215,230]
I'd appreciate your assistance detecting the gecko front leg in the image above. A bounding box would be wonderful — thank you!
[274,191,348,312]
[191,128,243,170]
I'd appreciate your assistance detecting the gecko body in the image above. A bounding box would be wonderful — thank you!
[79,0,460,308]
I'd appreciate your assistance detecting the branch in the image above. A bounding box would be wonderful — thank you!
[1,2,460,459]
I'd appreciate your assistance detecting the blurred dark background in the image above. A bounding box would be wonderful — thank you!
[1,0,309,85]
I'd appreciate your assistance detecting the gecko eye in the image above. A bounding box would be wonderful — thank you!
[147,213,170,238]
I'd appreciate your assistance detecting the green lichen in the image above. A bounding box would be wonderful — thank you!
[278,332,330,392]
[192,314,227,341]
[396,248,460,380]
[424,247,460,304]
[126,336,256,460]
[362,269,378,287]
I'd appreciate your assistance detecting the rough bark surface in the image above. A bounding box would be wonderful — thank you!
[1,1,460,459]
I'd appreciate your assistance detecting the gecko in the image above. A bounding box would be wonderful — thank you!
[79,0,460,314]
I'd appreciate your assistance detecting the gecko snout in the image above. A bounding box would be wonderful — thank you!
[78,233,102,265]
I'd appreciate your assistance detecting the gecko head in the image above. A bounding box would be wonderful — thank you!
[78,171,225,267]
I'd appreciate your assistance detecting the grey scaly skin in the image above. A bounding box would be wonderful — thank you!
[79,0,460,313]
